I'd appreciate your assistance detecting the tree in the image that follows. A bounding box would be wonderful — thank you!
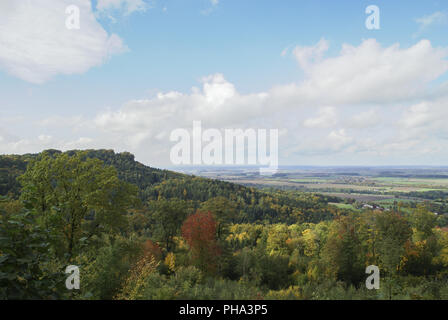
[115,254,159,300]
[181,211,220,274]
[412,205,437,241]
[249,246,292,290]
[321,215,366,285]
[18,151,139,261]
[148,198,191,252]
[74,234,143,300]
[374,211,412,299]
[199,196,238,239]
[404,206,439,276]
[375,211,412,275]
[266,224,290,256]
[142,239,162,262]
[0,197,64,299]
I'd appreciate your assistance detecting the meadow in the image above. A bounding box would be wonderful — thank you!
[185,167,448,213]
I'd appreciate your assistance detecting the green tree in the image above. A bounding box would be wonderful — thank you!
[18,151,139,261]
[375,211,412,299]
[0,197,64,299]
[412,205,437,241]
[76,235,144,300]
[266,224,290,256]
[321,215,366,285]
[375,211,412,275]
[200,196,238,239]
[148,198,192,252]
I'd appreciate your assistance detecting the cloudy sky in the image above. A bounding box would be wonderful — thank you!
[1,0,448,167]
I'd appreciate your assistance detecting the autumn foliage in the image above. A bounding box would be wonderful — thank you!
[181,211,221,274]
[142,239,162,261]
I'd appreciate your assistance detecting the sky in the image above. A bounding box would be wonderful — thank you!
[1,0,448,168]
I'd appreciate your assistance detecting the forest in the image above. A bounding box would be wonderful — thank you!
[1,150,448,300]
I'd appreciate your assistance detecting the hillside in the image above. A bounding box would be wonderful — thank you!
[2,149,448,301]
[0,149,182,198]
[0,149,337,223]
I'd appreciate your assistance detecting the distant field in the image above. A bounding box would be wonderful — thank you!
[375,198,422,210]
[370,177,448,188]
[321,192,394,202]
[328,202,358,210]
[371,176,448,183]
[192,168,448,207]
[227,178,445,194]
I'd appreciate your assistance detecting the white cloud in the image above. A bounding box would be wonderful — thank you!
[347,109,381,129]
[293,38,329,71]
[328,129,353,150]
[0,0,127,84]
[3,38,448,165]
[69,40,448,164]
[201,0,220,15]
[399,102,432,129]
[303,107,337,128]
[416,11,447,30]
[37,115,86,129]
[96,0,148,15]
[38,135,53,143]
[414,12,447,38]
[279,39,448,106]
[285,128,355,157]
[94,73,268,137]
[62,137,95,150]
[396,98,448,141]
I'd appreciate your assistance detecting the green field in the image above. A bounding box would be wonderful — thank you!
[195,168,448,213]
[328,202,358,210]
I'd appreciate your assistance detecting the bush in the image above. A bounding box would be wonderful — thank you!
[74,235,143,300]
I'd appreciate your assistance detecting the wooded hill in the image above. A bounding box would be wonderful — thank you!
[0,149,336,224]
[2,149,447,300]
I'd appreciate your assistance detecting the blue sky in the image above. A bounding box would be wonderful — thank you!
[1,0,448,167]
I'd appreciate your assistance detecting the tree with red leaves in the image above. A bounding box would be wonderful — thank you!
[181,211,221,274]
